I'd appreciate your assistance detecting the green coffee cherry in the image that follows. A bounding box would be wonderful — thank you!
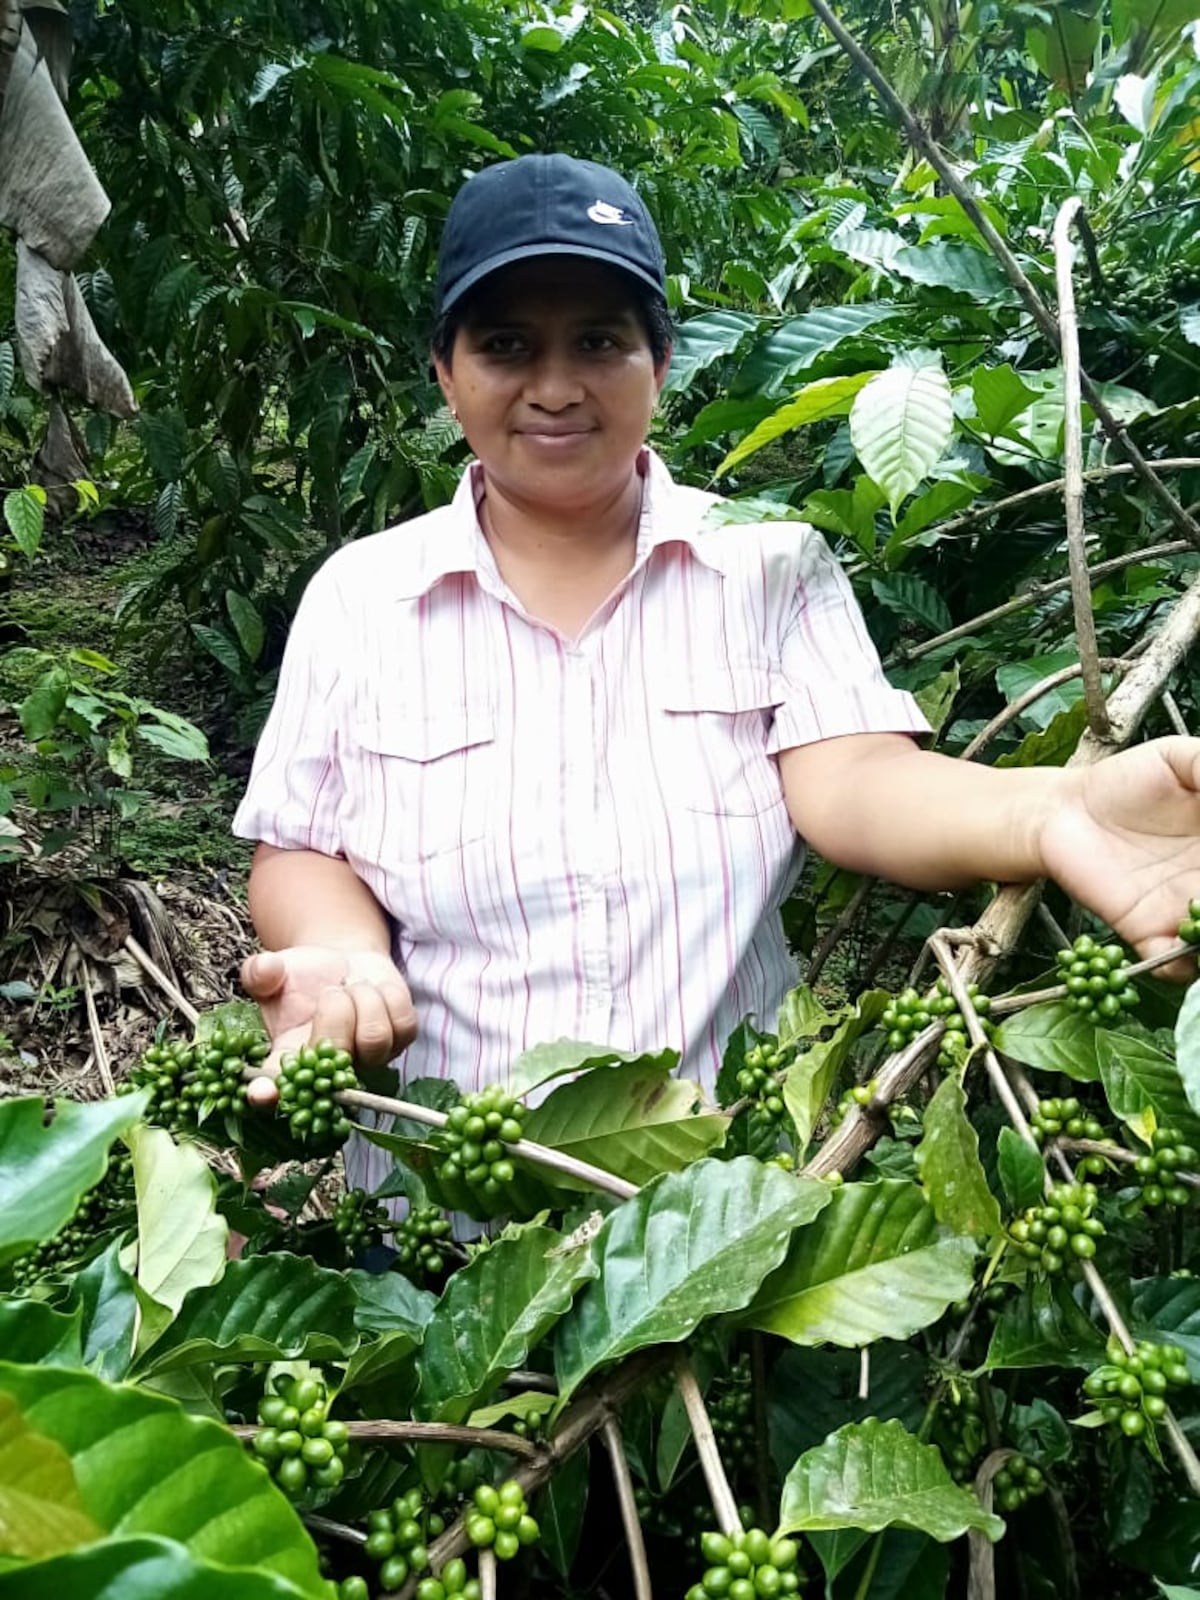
[1177,899,1200,946]
[436,1086,527,1206]
[686,1525,801,1599]
[393,1204,454,1281]
[276,1040,359,1152]
[1056,936,1138,1020]
[992,1453,1047,1513]
[1132,1126,1198,1211]
[1009,1179,1105,1273]
[251,1371,348,1497]
[1082,1337,1192,1440]
[465,1480,538,1558]
[333,1187,390,1258]
[1030,1096,1111,1174]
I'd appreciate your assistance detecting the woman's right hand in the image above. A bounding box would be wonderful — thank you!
[239,945,418,1105]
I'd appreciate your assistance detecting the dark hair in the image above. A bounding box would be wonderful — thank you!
[431,280,674,368]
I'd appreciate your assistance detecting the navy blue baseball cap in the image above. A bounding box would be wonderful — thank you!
[435,153,667,316]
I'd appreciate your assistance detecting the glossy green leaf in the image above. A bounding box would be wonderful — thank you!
[850,360,954,516]
[993,1001,1101,1082]
[662,311,760,395]
[778,1418,1004,1542]
[536,1447,588,1578]
[3,487,45,560]
[0,1390,102,1558]
[995,702,1087,769]
[892,241,1011,301]
[1176,981,1200,1119]
[418,1227,595,1422]
[782,991,888,1151]
[347,1269,437,1339]
[971,364,1041,437]
[985,1278,1106,1369]
[914,1074,1004,1240]
[0,1094,149,1266]
[736,305,902,397]
[136,1254,360,1375]
[871,572,953,635]
[129,1126,227,1351]
[1097,1029,1200,1146]
[997,1126,1046,1212]
[1133,1276,1200,1370]
[0,1364,326,1595]
[554,1159,830,1398]
[507,1039,678,1100]
[0,1300,84,1368]
[0,1535,324,1598]
[912,666,960,736]
[742,1180,976,1346]
[768,1343,927,1470]
[521,1062,726,1187]
[68,1238,139,1380]
[715,373,876,476]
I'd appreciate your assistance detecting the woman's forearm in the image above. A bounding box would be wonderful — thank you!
[777,734,1063,891]
[247,843,393,953]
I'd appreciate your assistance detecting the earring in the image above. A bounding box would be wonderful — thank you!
[451,406,459,421]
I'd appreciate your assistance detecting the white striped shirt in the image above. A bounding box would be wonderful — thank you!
[234,448,926,1185]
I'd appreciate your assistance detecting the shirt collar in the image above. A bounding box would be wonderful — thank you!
[392,446,725,601]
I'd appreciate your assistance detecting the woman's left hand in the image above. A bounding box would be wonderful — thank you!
[1038,737,1200,976]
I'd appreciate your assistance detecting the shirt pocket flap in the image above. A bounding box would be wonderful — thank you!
[659,665,782,716]
[355,703,495,763]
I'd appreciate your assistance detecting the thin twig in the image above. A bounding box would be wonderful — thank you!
[673,1351,742,1538]
[960,658,1129,761]
[601,1416,653,1600]
[479,1548,497,1600]
[228,1420,541,1458]
[123,933,200,1025]
[79,958,114,1096]
[1057,1137,1200,1188]
[1163,691,1190,736]
[803,0,1200,552]
[1053,198,1110,740]
[887,538,1191,666]
[302,1512,366,1546]
[339,1088,640,1201]
[806,877,874,986]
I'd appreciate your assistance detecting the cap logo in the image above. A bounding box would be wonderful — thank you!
[587,199,634,226]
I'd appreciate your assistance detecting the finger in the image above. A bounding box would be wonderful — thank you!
[377,977,419,1053]
[307,982,360,1056]
[345,979,408,1068]
[1136,933,1199,985]
[240,949,287,1002]
[245,1021,309,1107]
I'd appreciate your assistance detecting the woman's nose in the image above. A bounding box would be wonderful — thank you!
[524,353,585,410]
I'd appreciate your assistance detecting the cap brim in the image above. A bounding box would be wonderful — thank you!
[438,243,665,315]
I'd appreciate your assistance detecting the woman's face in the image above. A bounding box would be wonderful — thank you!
[434,257,670,519]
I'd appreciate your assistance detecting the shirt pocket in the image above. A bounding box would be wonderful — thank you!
[351,701,496,862]
[659,666,785,817]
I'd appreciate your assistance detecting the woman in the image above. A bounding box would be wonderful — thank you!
[235,154,1200,1185]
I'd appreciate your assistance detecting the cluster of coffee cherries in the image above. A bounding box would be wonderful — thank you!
[360,1486,448,1593]
[992,1454,1046,1513]
[435,1085,527,1206]
[1031,1096,1110,1175]
[251,1372,349,1496]
[123,1024,271,1140]
[735,1036,791,1129]
[710,1355,756,1481]
[1082,1337,1192,1438]
[930,979,993,1069]
[686,1528,802,1600]
[8,1156,130,1290]
[938,1383,985,1484]
[1055,936,1138,1020]
[276,1040,359,1153]
[1008,1179,1105,1271]
[332,1187,390,1260]
[1179,899,1200,946]
[466,1480,539,1560]
[393,1203,454,1281]
[509,1404,548,1440]
[1132,1126,1198,1211]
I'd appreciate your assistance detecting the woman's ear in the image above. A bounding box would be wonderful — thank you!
[654,344,672,393]
[433,355,457,417]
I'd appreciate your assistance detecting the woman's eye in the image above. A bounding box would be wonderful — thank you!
[480,334,525,356]
[581,331,619,352]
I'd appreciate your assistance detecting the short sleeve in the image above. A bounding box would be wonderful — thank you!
[232,560,349,855]
[767,528,930,753]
